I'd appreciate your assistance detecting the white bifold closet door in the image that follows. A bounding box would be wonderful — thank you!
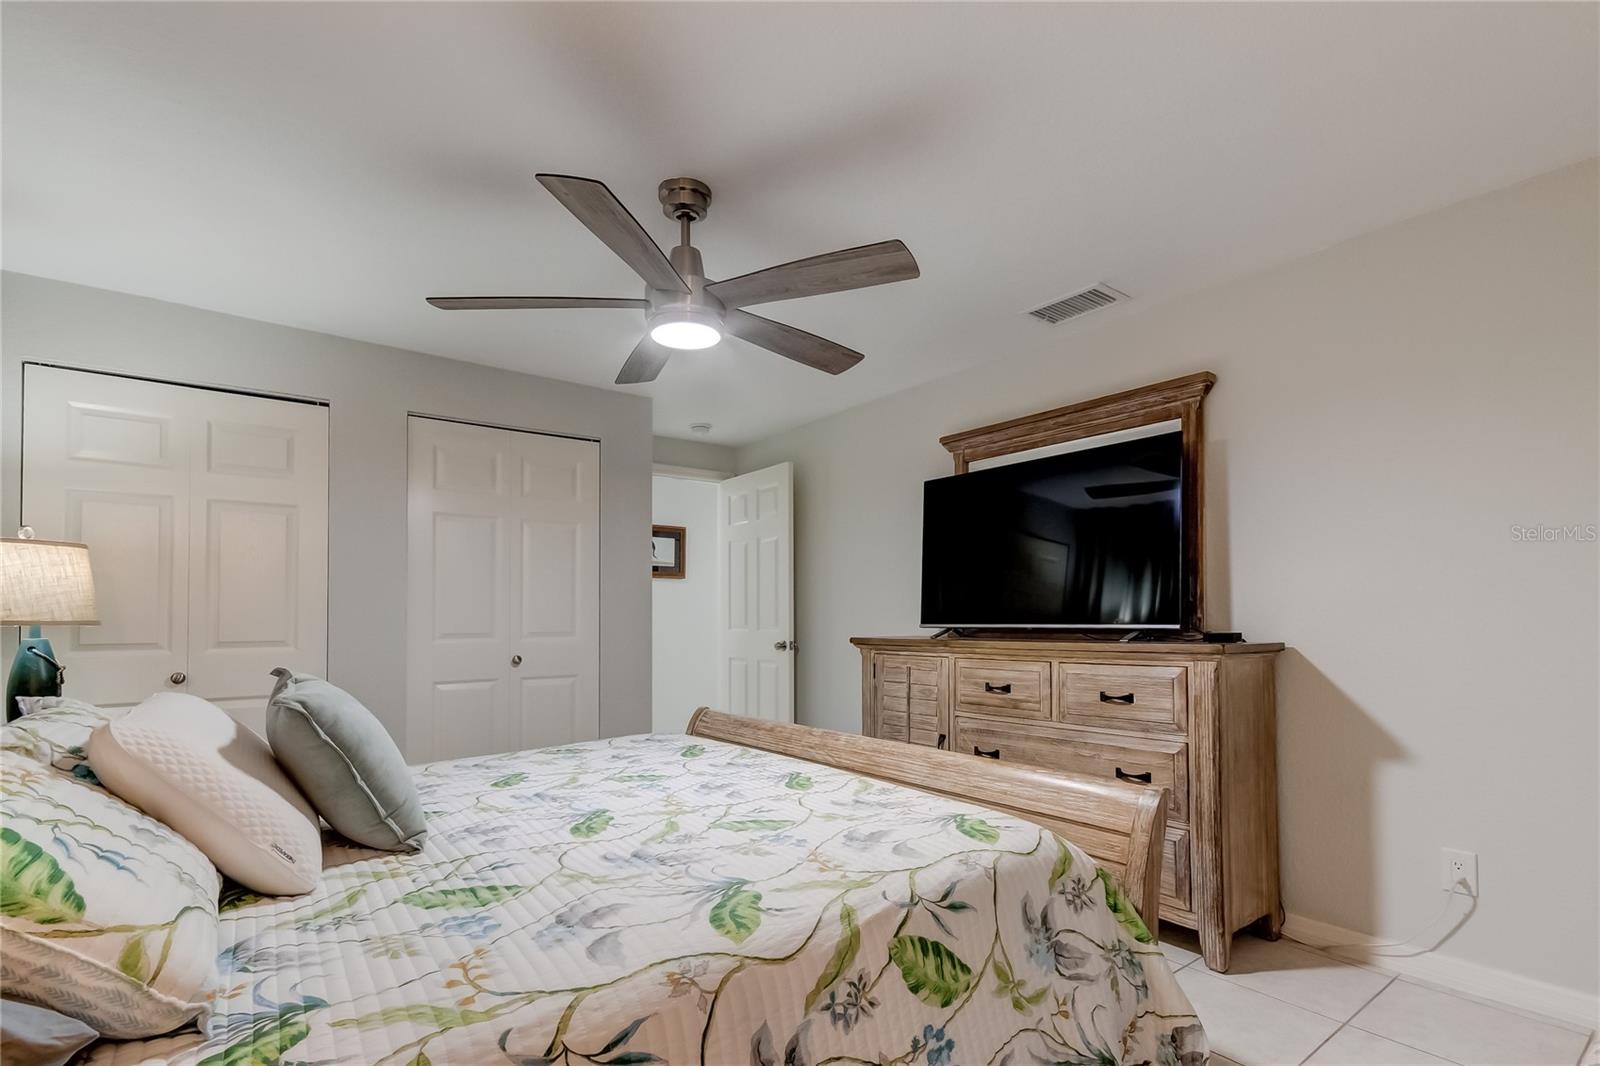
[20,365,329,732]
[405,417,599,762]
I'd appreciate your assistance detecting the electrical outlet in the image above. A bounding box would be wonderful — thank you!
[1441,848,1478,895]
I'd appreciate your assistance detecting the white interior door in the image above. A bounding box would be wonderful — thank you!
[406,417,599,762]
[20,365,328,731]
[717,462,794,722]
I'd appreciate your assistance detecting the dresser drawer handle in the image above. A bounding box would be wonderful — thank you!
[974,746,1001,759]
[1115,767,1153,784]
[936,733,947,750]
[983,682,1013,694]
[1100,691,1136,704]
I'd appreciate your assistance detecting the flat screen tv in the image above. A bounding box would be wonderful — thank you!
[921,429,1184,629]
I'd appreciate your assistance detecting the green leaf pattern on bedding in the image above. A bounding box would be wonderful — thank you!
[953,812,1001,844]
[568,810,613,838]
[400,885,532,911]
[887,934,974,1007]
[707,883,763,944]
[78,733,1202,1066]
[1,825,88,923]
[803,902,859,1013]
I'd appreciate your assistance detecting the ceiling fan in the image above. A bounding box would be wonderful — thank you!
[428,175,920,384]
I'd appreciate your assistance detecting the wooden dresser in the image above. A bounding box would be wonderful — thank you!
[852,635,1283,971]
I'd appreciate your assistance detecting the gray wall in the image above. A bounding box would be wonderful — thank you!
[652,435,736,473]
[737,161,1599,1000]
[1,272,654,745]
[651,474,720,734]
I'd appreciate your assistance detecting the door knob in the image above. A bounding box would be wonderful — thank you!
[510,655,523,667]
[773,640,793,651]
[169,671,187,685]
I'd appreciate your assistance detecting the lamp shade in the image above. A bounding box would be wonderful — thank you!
[1,537,98,625]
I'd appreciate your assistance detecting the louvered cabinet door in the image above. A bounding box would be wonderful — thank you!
[869,654,949,749]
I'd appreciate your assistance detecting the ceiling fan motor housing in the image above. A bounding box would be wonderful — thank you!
[647,243,726,336]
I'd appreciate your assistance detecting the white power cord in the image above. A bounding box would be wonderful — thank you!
[1313,879,1477,960]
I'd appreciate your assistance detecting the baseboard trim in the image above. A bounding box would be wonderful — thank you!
[1283,912,1598,1031]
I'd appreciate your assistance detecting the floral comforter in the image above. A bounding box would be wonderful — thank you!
[89,733,1204,1065]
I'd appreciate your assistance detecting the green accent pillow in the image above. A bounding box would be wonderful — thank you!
[266,669,426,852]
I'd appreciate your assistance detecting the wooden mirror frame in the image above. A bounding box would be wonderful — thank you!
[938,371,1216,633]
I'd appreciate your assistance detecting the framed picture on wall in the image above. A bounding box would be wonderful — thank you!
[651,525,686,579]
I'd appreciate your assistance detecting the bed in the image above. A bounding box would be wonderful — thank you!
[85,711,1205,1065]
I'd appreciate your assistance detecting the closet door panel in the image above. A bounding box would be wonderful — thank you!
[511,433,600,748]
[407,419,517,761]
[429,678,505,764]
[20,367,191,708]
[406,418,598,761]
[68,491,176,651]
[186,392,328,733]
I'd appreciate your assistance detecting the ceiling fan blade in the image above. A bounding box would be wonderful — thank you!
[706,240,919,309]
[426,296,648,310]
[724,310,864,375]
[536,174,689,294]
[615,336,672,385]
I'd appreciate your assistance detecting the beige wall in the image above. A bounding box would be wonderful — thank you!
[2,272,656,745]
[738,161,1599,998]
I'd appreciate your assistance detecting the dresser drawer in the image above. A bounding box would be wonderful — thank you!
[953,715,1189,822]
[955,658,1051,720]
[1058,663,1188,733]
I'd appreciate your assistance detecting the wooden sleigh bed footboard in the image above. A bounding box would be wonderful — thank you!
[687,708,1169,936]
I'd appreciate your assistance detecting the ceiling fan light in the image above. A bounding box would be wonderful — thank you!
[650,319,722,350]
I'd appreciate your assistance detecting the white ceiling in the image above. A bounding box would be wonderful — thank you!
[5,3,1595,445]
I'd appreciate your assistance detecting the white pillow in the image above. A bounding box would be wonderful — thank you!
[88,693,322,896]
[0,750,220,1038]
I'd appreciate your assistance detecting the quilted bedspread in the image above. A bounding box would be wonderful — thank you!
[88,733,1204,1066]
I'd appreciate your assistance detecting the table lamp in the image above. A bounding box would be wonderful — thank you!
[2,527,98,721]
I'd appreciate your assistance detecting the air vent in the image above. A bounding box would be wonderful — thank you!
[1026,285,1127,325]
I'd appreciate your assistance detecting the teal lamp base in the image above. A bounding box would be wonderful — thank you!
[6,626,63,722]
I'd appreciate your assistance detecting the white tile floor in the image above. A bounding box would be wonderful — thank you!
[1157,927,1595,1066]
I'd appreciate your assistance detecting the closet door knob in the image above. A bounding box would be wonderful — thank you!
[169,671,187,685]
[773,640,791,651]
[510,655,523,667]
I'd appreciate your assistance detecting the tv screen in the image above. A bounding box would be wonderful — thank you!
[920,430,1184,628]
